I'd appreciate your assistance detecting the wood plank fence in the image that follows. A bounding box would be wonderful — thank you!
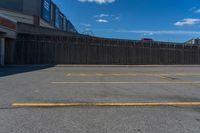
[5,33,200,65]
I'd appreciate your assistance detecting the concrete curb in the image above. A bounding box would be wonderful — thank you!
[2,64,200,67]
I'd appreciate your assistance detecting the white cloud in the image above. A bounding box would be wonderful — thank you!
[81,23,92,27]
[78,0,115,4]
[174,18,200,26]
[94,14,120,22]
[195,9,200,13]
[114,16,120,21]
[96,14,110,18]
[96,19,108,23]
[190,7,196,11]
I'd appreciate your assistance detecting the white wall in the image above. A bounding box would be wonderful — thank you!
[40,19,54,29]
[0,9,54,29]
[0,9,34,24]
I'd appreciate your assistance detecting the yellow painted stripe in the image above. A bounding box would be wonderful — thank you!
[66,73,72,77]
[51,81,200,84]
[65,73,200,77]
[12,102,200,107]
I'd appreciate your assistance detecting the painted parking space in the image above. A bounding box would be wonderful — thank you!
[51,81,200,84]
[65,72,200,77]
[12,102,200,107]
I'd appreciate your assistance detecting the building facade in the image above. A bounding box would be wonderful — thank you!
[0,0,77,33]
[185,38,200,46]
[0,0,77,65]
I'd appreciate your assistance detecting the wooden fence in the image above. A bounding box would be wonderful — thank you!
[6,33,200,65]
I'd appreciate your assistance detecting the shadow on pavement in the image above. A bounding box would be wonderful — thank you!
[0,65,54,77]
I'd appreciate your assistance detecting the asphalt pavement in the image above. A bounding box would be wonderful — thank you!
[0,65,200,133]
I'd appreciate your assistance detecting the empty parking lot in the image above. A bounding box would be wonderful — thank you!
[0,65,200,133]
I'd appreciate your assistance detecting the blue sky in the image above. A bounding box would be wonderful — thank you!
[52,0,200,42]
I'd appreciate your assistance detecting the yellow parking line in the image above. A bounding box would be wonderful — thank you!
[51,81,200,84]
[80,73,87,76]
[65,73,200,77]
[96,73,103,76]
[111,73,121,76]
[12,102,200,107]
[66,73,72,77]
[157,75,176,80]
[127,73,137,76]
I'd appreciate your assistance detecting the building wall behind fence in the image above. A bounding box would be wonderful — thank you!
[0,0,41,16]
[7,33,200,65]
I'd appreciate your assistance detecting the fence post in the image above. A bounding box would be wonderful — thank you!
[0,38,5,65]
